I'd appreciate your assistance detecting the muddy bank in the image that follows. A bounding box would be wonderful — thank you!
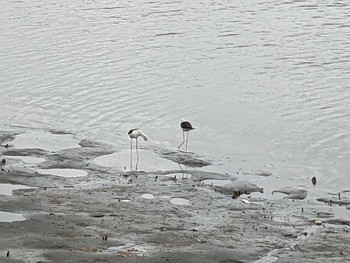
[0,129,350,262]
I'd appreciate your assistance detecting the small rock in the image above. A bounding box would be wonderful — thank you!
[232,190,241,199]
[314,220,322,226]
[241,199,251,204]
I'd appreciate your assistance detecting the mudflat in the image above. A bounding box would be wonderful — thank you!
[0,130,349,263]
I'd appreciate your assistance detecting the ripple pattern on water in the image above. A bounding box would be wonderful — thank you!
[1,0,350,193]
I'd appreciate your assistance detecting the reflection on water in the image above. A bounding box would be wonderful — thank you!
[35,168,88,177]
[0,183,33,196]
[0,211,26,222]
[12,131,81,152]
[4,155,46,164]
[0,0,350,195]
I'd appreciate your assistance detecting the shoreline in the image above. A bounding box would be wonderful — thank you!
[0,129,349,262]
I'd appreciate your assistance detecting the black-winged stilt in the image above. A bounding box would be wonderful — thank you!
[178,120,195,151]
[128,128,148,171]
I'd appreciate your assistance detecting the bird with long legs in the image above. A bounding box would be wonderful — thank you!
[128,128,148,171]
[178,120,195,152]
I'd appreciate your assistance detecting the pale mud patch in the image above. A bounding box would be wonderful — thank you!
[159,148,213,167]
[141,193,155,199]
[332,205,350,221]
[35,168,88,178]
[0,248,46,263]
[202,179,232,187]
[273,186,308,200]
[316,190,350,220]
[162,172,192,180]
[12,130,81,152]
[212,180,264,196]
[243,169,273,177]
[271,214,307,225]
[0,211,25,222]
[104,243,156,257]
[170,198,191,206]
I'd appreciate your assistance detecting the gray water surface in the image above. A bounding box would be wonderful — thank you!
[1,0,350,198]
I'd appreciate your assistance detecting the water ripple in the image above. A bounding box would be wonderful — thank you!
[1,0,350,193]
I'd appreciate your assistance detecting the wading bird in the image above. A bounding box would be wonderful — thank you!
[128,128,148,171]
[178,120,195,151]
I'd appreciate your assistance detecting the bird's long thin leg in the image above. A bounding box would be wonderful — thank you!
[136,138,139,171]
[178,131,185,149]
[185,131,189,152]
[130,139,133,171]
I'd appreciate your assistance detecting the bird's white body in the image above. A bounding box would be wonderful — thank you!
[128,128,148,171]
[128,128,149,141]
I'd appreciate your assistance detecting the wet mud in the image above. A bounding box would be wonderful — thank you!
[1,129,350,262]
